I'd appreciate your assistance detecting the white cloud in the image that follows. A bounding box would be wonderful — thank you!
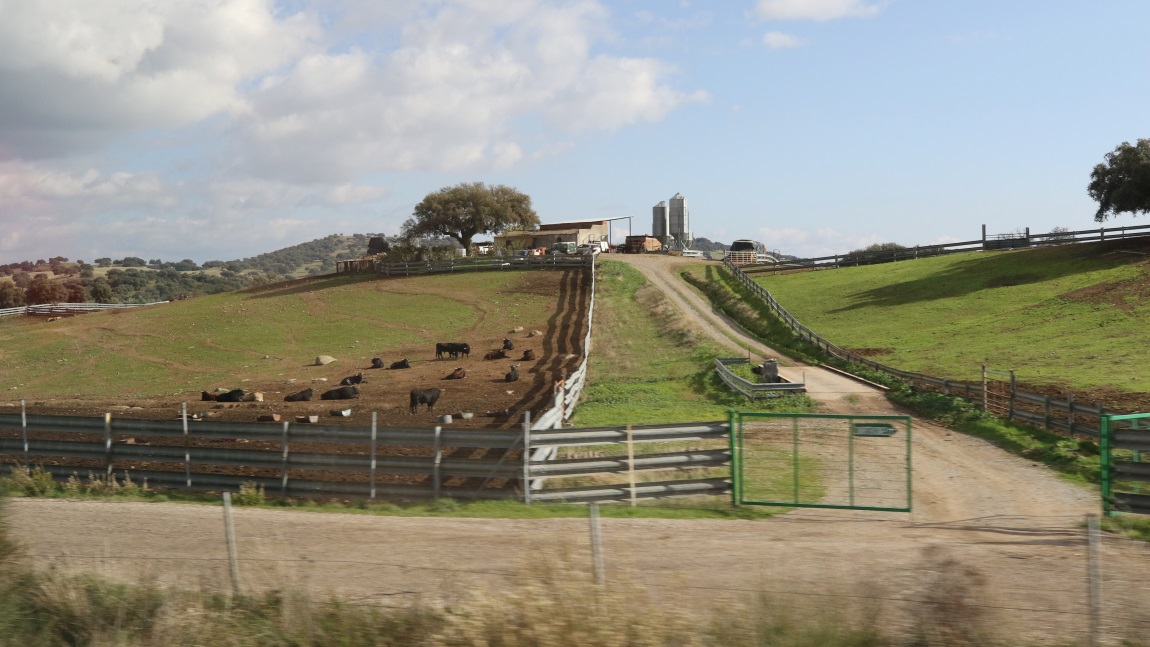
[0,0,320,159]
[232,1,705,181]
[754,0,885,21]
[763,31,805,49]
[0,0,706,261]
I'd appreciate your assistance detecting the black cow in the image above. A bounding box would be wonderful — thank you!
[370,357,384,369]
[410,388,443,413]
[389,358,411,370]
[321,386,360,400]
[484,348,508,361]
[201,391,215,401]
[284,387,314,402]
[442,367,466,380]
[340,372,365,386]
[505,364,520,383]
[502,338,514,351]
[435,342,470,360]
[207,388,245,403]
[520,349,536,361]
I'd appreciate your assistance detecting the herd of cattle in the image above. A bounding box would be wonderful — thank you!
[200,337,542,417]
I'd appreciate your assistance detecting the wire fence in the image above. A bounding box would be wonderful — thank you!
[12,501,1150,645]
[722,258,1128,439]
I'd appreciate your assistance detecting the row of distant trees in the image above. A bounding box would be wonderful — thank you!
[0,233,387,308]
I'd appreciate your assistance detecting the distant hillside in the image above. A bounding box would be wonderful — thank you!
[0,234,392,306]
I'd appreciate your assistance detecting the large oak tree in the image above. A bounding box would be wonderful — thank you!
[402,182,539,252]
[1088,139,1150,222]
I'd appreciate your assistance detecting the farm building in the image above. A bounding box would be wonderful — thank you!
[494,219,610,251]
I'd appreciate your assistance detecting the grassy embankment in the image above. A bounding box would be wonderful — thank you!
[682,241,1150,489]
[756,242,1150,393]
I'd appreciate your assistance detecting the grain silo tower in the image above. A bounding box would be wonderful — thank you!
[668,193,691,249]
[652,200,669,245]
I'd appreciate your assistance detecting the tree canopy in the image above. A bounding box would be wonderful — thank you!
[1088,139,1150,222]
[402,182,539,252]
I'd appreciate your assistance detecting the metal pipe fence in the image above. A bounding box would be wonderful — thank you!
[0,413,730,504]
[0,301,169,318]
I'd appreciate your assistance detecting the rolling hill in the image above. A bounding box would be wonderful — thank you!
[743,237,1150,410]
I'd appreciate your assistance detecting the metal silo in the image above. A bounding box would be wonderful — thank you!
[652,200,669,244]
[669,193,690,249]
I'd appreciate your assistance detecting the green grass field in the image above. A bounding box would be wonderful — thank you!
[571,261,815,426]
[751,241,1150,397]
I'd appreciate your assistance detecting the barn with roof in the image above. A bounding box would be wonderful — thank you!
[494,219,610,251]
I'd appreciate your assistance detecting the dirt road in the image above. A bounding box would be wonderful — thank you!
[8,256,1148,643]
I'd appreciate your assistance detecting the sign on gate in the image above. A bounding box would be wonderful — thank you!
[1101,412,1150,516]
[729,411,912,512]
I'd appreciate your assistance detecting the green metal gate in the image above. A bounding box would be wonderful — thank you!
[729,411,912,512]
[1101,412,1150,516]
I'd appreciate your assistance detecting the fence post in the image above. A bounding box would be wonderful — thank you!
[182,402,191,488]
[1008,369,1016,420]
[1044,395,1051,431]
[981,364,988,411]
[222,492,242,597]
[280,421,290,498]
[20,399,27,457]
[523,412,532,505]
[104,412,113,479]
[1068,391,1076,436]
[625,424,639,507]
[433,425,442,500]
[370,412,377,500]
[589,503,606,585]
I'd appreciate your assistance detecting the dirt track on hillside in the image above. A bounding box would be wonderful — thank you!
[8,256,1150,644]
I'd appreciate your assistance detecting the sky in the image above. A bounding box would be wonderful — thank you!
[1,0,1148,264]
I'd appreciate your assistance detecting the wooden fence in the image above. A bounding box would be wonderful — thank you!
[337,255,592,276]
[741,222,1150,275]
[723,258,1128,439]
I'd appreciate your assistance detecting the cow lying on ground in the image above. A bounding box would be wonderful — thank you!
[284,388,314,402]
[520,349,536,361]
[505,364,520,383]
[484,348,508,361]
[321,386,360,400]
[442,367,466,380]
[502,338,514,351]
[340,372,365,386]
[389,358,410,369]
[410,388,443,413]
[202,388,245,402]
[240,392,264,402]
[370,357,385,369]
[435,342,470,360]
